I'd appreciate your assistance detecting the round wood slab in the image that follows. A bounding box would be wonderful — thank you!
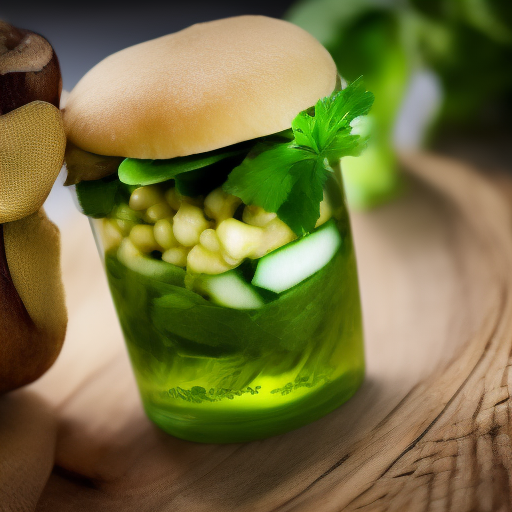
[7,151,512,511]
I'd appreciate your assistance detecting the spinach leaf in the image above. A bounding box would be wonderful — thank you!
[118,147,248,186]
[75,177,121,218]
[174,153,248,197]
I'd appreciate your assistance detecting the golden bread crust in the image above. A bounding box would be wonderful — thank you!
[64,16,337,159]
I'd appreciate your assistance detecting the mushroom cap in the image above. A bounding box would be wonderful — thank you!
[64,16,337,160]
[0,21,62,115]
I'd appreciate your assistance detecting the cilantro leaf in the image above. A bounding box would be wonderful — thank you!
[277,158,327,236]
[224,143,308,213]
[224,77,374,235]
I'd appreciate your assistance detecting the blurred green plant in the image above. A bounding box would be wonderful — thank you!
[286,0,512,209]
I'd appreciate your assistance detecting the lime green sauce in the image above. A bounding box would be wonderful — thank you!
[104,221,364,443]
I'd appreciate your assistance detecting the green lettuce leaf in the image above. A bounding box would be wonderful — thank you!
[118,146,247,186]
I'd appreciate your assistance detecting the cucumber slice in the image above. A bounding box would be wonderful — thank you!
[117,239,185,286]
[252,220,341,293]
[198,271,264,309]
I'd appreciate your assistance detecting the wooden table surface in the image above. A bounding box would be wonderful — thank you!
[2,151,512,512]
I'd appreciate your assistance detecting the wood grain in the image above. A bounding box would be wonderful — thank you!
[18,151,512,511]
[0,391,57,512]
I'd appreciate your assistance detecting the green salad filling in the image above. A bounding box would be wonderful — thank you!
[66,78,370,441]
[74,77,373,234]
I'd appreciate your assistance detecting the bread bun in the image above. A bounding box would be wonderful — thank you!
[0,209,67,393]
[64,16,337,160]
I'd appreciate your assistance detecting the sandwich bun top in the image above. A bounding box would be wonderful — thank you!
[63,16,337,160]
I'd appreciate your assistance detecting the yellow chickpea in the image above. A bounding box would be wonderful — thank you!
[101,219,123,252]
[216,218,263,260]
[164,187,181,211]
[187,245,234,274]
[315,194,333,227]
[199,228,221,253]
[162,247,189,267]
[145,202,173,223]
[242,205,276,227]
[153,219,177,250]
[204,188,241,224]
[129,224,161,253]
[173,203,210,247]
[129,185,164,211]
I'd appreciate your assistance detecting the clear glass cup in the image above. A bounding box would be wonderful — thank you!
[84,163,364,443]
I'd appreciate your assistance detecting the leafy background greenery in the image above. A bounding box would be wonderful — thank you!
[286,0,512,208]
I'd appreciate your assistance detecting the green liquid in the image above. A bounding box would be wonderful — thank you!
[104,221,364,443]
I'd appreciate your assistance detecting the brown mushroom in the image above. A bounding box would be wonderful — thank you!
[0,20,62,115]
[64,141,124,186]
[0,210,67,393]
[0,21,67,393]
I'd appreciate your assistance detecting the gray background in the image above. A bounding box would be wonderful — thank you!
[1,1,295,91]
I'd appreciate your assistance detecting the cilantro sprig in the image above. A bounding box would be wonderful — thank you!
[223,77,374,236]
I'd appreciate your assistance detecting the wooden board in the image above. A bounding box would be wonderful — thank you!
[3,151,512,511]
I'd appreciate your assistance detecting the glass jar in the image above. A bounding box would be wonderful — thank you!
[85,163,364,443]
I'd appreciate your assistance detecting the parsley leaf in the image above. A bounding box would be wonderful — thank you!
[221,143,307,213]
[224,77,374,235]
[277,158,327,236]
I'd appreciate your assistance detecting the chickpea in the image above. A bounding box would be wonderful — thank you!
[162,247,189,267]
[146,202,173,223]
[204,188,241,224]
[154,219,177,250]
[216,218,263,260]
[129,185,164,210]
[187,245,233,274]
[199,229,221,253]
[251,218,296,259]
[129,224,161,253]
[221,252,242,267]
[101,219,123,252]
[315,194,332,228]
[173,203,210,247]
[114,218,135,236]
[164,187,181,211]
[242,205,276,227]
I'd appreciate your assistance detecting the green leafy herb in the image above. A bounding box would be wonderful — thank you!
[173,153,248,197]
[118,146,248,186]
[75,177,121,218]
[287,0,512,209]
[223,78,374,235]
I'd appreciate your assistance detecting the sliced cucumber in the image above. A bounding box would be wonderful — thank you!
[198,271,264,309]
[252,220,341,293]
[117,239,185,286]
